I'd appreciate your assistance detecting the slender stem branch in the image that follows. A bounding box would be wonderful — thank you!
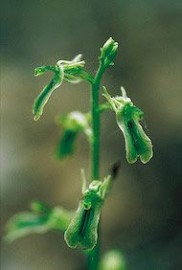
[88,64,105,270]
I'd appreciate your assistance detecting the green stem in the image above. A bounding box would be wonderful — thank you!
[91,65,105,180]
[88,64,105,270]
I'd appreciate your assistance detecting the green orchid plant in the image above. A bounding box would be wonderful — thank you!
[5,37,153,270]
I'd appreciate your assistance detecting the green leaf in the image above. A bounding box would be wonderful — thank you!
[33,65,64,121]
[5,201,72,243]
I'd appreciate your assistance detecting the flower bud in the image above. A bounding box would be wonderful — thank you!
[99,37,118,67]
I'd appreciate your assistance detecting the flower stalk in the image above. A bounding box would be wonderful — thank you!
[88,37,118,270]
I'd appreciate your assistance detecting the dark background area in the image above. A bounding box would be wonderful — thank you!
[1,0,182,269]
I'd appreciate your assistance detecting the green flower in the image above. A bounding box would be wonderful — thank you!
[103,87,153,164]
[57,54,85,84]
[33,55,85,121]
[64,175,112,251]
[56,111,92,158]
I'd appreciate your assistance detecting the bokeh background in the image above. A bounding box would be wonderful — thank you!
[1,0,182,269]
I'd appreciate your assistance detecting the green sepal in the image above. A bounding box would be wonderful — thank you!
[64,175,112,251]
[5,201,72,243]
[33,65,64,121]
[56,111,92,159]
[103,87,153,164]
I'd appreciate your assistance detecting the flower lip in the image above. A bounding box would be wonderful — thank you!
[79,208,92,237]
[99,37,119,67]
[127,120,140,152]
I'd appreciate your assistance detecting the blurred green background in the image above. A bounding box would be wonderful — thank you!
[1,0,182,269]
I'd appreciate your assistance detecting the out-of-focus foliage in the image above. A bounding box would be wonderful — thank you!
[99,250,126,270]
[5,201,72,243]
[56,111,92,159]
